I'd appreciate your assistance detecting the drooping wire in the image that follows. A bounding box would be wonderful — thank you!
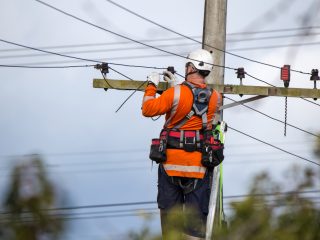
[228,125,320,167]
[100,70,114,89]
[107,66,148,113]
[224,96,318,138]
[246,72,276,87]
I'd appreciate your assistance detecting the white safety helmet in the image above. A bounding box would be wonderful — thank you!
[186,49,214,72]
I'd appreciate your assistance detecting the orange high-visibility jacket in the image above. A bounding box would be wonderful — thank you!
[142,82,222,179]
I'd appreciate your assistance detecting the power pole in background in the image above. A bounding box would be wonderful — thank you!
[202,0,227,239]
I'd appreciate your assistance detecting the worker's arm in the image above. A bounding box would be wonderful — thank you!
[142,84,173,117]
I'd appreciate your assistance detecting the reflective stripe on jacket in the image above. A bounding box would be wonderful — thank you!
[142,82,222,179]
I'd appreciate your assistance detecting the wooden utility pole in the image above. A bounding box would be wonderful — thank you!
[202,0,227,239]
[202,0,227,85]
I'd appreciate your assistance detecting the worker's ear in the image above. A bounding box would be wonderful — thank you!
[186,64,193,74]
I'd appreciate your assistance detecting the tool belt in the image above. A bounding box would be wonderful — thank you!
[149,129,224,167]
[161,129,204,152]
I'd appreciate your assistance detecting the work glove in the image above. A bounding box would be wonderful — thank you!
[163,70,183,87]
[147,72,160,87]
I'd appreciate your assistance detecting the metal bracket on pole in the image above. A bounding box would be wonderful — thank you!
[219,95,267,110]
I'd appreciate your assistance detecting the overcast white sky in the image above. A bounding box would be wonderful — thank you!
[1,0,320,239]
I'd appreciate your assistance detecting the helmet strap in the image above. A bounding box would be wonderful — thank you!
[185,63,199,79]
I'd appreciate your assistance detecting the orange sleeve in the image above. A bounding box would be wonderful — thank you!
[141,84,174,117]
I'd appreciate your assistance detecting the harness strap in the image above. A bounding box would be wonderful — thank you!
[173,81,212,130]
[196,130,201,148]
[179,130,184,148]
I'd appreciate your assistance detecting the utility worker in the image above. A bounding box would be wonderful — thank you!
[142,49,223,239]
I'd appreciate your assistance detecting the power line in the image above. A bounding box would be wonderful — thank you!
[0,2,314,78]
[0,201,156,214]
[0,40,171,71]
[102,0,310,75]
[33,0,264,72]
[6,38,320,68]
[0,64,95,69]
[224,96,319,138]
[0,36,200,53]
[0,38,101,64]
[227,32,320,42]
[228,125,320,167]
[1,25,320,53]
[1,190,319,216]
[34,0,205,67]
[0,42,198,60]
[229,41,320,52]
[246,72,320,107]
[228,26,320,36]
[2,39,320,63]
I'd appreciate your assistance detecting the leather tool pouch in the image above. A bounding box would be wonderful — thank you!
[149,138,167,163]
[201,132,224,168]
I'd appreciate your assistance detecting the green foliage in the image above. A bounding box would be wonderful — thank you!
[214,164,320,240]
[1,155,65,240]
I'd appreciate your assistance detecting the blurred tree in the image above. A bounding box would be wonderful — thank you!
[214,165,320,240]
[1,155,65,240]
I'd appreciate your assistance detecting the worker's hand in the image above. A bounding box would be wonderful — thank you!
[147,72,160,87]
[163,71,183,87]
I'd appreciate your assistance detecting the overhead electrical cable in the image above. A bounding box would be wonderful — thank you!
[1,190,319,215]
[224,96,319,137]
[3,39,320,61]
[102,0,310,75]
[228,125,320,167]
[246,72,320,106]
[0,42,198,60]
[0,64,95,69]
[0,38,101,64]
[5,39,320,68]
[33,0,207,66]
[2,30,320,55]
[228,26,320,36]
[227,32,320,42]
[0,39,171,70]
[32,0,243,71]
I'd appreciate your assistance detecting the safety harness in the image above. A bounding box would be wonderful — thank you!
[149,81,223,194]
[163,81,216,152]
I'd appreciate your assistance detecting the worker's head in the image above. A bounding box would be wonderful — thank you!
[185,49,214,80]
